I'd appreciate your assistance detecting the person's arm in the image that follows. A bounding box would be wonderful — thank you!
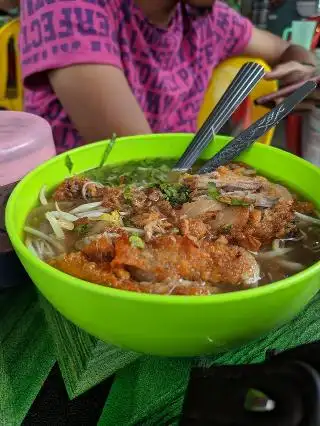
[49,64,151,143]
[20,0,151,144]
[242,27,316,85]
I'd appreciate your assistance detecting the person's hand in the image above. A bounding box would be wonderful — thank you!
[264,61,316,86]
[263,61,318,109]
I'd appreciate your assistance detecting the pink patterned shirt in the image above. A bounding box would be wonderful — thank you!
[20,0,252,153]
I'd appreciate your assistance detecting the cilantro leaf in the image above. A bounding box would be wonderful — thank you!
[123,184,133,202]
[65,155,74,174]
[75,223,89,236]
[157,183,190,206]
[230,199,250,206]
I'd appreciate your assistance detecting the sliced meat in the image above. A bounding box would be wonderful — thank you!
[252,193,278,208]
[260,181,293,202]
[218,191,278,208]
[200,166,293,207]
[112,235,260,287]
[211,167,264,192]
[216,179,263,192]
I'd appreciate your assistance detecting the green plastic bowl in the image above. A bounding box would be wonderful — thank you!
[5,134,320,356]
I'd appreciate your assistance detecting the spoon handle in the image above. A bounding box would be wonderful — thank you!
[198,81,317,174]
[174,62,265,171]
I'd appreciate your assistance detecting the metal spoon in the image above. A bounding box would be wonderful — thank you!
[198,80,317,174]
[173,62,265,172]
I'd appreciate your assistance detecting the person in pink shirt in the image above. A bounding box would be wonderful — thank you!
[19,0,315,153]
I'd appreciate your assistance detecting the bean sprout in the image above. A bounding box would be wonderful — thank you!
[25,237,39,258]
[258,248,293,259]
[294,211,320,226]
[69,201,103,214]
[58,219,74,230]
[24,226,64,251]
[45,212,65,240]
[51,211,78,222]
[39,185,48,206]
[277,259,304,272]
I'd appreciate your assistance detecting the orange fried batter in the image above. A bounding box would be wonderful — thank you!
[179,218,209,240]
[81,236,114,262]
[252,200,295,243]
[49,252,117,285]
[112,235,258,286]
[49,252,145,292]
[227,201,295,250]
[199,201,295,251]
[49,251,220,295]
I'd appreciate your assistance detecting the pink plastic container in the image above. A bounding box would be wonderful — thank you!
[0,111,56,185]
[0,111,56,288]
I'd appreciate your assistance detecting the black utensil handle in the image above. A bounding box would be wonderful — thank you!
[198,81,317,174]
[174,62,265,171]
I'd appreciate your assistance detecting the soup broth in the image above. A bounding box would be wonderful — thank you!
[24,159,320,296]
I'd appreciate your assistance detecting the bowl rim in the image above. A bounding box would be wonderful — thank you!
[6,133,320,305]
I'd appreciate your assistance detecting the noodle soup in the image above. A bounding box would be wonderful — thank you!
[24,159,320,296]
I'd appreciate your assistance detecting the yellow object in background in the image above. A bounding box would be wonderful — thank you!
[0,18,23,111]
[198,57,278,145]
